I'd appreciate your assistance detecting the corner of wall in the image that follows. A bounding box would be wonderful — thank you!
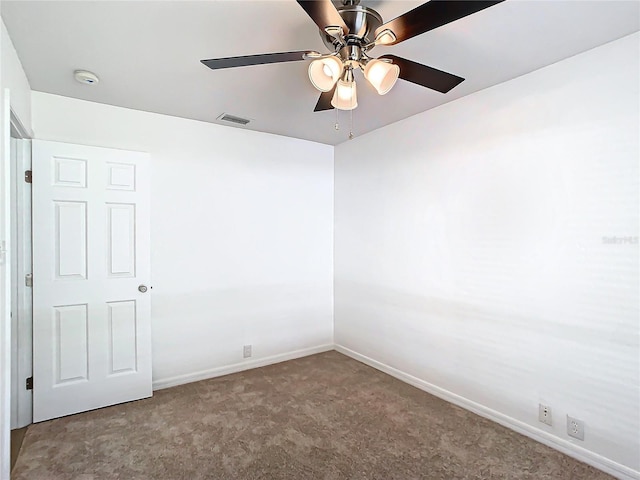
[1,17,33,136]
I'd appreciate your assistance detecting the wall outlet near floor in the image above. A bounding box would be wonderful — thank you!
[567,416,585,440]
[243,345,252,358]
[538,404,552,426]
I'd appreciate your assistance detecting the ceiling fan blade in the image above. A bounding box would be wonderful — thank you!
[374,0,504,45]
[201,51,312,70]
[314,86,336,112]
[297,0,349,35]
[380,55,464,94]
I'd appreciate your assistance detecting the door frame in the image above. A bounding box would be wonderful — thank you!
[2,88,33,477]
[9,111,32,429]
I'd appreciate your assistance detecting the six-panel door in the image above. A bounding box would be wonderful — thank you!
[32,140,152,422]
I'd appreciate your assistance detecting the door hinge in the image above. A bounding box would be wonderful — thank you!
[25,273,33,287]
[24,170,32,183]
[26,377,33,390]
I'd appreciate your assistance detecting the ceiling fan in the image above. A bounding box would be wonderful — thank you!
[201,0,504,112]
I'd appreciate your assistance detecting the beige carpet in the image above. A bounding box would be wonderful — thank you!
[13,351,612,479]
[10,427,27,472]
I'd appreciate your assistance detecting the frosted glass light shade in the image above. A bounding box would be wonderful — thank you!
[331,79,357,110]
[308,56,343,92]
[364,59,400,95]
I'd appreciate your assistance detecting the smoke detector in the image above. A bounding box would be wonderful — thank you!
[74,70,99,85]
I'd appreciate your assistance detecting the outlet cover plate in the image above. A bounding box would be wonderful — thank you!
[567,416,585,440]
[538,404,552,426]
[243,345,252,358]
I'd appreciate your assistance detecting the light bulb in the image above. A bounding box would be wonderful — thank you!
[364,59,399,95]
[308,56,343,92]
[331,76,357,110]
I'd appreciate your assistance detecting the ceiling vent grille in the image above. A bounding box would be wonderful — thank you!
[217,113,251,125]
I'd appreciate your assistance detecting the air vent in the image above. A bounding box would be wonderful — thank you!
[217,113,251,126]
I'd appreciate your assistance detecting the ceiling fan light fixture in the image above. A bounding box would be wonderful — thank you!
[200,0,502,117]
[308,56,343,92]
[331,69,357,111]
[375,29,397,46]
[364,59,399,95]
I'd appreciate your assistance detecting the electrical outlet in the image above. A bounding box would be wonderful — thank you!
[243,345,252,358]
[567,416,585,440]
[538,404,552,426]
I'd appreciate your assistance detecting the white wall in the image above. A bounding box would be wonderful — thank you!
[32,92,334,387]
[0,19,31,136]
[0,17,32,478]
[334,33,639,478]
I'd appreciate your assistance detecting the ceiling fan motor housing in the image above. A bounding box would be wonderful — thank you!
[320,4,383,60]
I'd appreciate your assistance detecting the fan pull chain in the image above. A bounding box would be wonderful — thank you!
[349,108,354,140]
[335,107,339,130]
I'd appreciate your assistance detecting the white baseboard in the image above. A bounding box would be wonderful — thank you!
[152,344,334,391]
[334,344,639,480]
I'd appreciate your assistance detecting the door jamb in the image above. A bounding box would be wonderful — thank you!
[9,108,32,429]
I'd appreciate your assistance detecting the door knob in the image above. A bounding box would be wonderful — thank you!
[138,285,148,293]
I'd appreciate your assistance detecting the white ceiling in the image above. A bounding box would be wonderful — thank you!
[2,0,638,145]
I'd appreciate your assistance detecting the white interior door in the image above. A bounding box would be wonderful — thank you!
[32,140,152,422]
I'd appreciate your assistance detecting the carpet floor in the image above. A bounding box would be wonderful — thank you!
[13,351,612,479]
